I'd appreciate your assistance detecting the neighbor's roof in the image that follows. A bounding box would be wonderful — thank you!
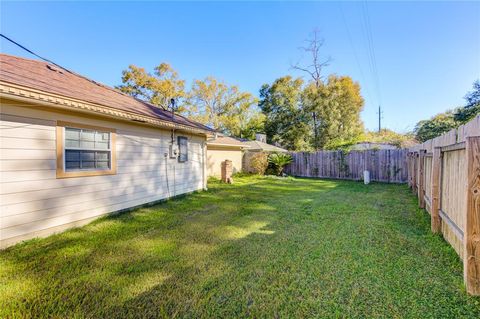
[353,141,395,145]
[207,135,250,148]
[243,140,288,152]
[0,54,214,133]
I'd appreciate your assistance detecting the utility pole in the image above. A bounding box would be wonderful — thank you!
[378,105,383,132]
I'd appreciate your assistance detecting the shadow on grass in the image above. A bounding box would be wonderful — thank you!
[1,177,479,318]
[0,178,283,317]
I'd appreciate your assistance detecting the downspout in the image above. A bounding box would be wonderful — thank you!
[202,139,208,190]
[171,128,176,197]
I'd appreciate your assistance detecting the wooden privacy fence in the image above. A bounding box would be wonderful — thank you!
[285,149,408,183]
[408,115,480,295]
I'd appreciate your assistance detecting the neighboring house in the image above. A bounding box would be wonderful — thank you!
[349,142,398,151]
[243,133,288,153]
[243,134,288,173]
[206,135,249,177]
[0,54,214,248]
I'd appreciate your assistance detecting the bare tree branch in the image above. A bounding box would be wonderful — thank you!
[291,29,331,88]
[290,29,332,151]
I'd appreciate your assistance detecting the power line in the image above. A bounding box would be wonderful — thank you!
[360,1,382,106]
[0,33,74,75]
[338,2,375,105]
[0,33,149,104]
[359,7,372,84]
[361,4,377,100]
[362,4,375,92]
[365,3,382,105]
[359,1,385,132]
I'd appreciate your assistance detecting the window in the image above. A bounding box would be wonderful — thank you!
[64,128,111,170]
[56,121,116,178]
[178,136,188,162]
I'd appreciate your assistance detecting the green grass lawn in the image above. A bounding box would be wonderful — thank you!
[1,176,479,318]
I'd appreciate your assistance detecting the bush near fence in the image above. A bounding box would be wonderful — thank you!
[285,149,408,183]
[408,115,480,295]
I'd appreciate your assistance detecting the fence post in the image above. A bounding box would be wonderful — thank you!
[431,147,442,233]
[418,150,426,208]
[412,152,418,194]
[407,153,412,188]
[465,136,480,295]
[410,152,415,189]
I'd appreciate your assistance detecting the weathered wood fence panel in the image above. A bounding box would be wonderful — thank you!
[424,155,432,212]
[285,149,408,183]
[441,149,467,257]
[408,114,480,295]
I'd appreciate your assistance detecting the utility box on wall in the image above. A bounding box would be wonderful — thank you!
[169,144,179,159]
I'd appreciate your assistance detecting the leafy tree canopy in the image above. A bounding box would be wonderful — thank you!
[116,63,186,111]
[454,80,480,124]
[260,74,364,151]
[304,75,364,149]
[414,111,457,143]
[415,80,480,142]
[259,76,312,151]
[117,64,263,137]
[464,80,480,107]
[185,77,261,137]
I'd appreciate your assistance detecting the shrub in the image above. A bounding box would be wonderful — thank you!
[250,152,269,175]
[268,152,293,176]
[265,166,277,176]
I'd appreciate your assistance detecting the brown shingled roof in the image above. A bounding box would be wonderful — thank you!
[243,140,288,152]
[0,54,213,132]
[207,135,249,148]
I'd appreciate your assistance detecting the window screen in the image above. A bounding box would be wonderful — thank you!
[178,136,188,162]
[65,127,111,170]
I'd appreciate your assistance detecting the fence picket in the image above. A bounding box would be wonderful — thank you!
[407,115,480,295]
[285,149,408,183]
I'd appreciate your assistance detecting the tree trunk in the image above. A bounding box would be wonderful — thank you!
[312,112,319,150]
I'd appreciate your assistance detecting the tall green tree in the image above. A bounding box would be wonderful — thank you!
[185,77,260,136]
[414,111,457,142]
[234,110,266,140]
[303,75,364,149]
[116,63,186,111]
[259,76,311,151]
[415,80,480,142]
[464,80,480,107]
[291,29,331,150]
[454,80,480,124]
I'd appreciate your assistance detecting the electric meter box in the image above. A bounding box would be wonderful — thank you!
[169,144,179,159]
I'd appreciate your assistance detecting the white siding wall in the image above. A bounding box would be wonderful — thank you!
[0,102,206,248]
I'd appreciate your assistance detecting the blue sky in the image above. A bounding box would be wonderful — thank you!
[1,1,479,132]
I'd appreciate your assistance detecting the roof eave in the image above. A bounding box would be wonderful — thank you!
[0,81,214,136]
[207,142,250,149]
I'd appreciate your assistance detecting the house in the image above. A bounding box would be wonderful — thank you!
[349,142,398,151]
[242,134,288,173]
[243,133,289,153]
[206,134,249,177]
[0,54,214,248]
